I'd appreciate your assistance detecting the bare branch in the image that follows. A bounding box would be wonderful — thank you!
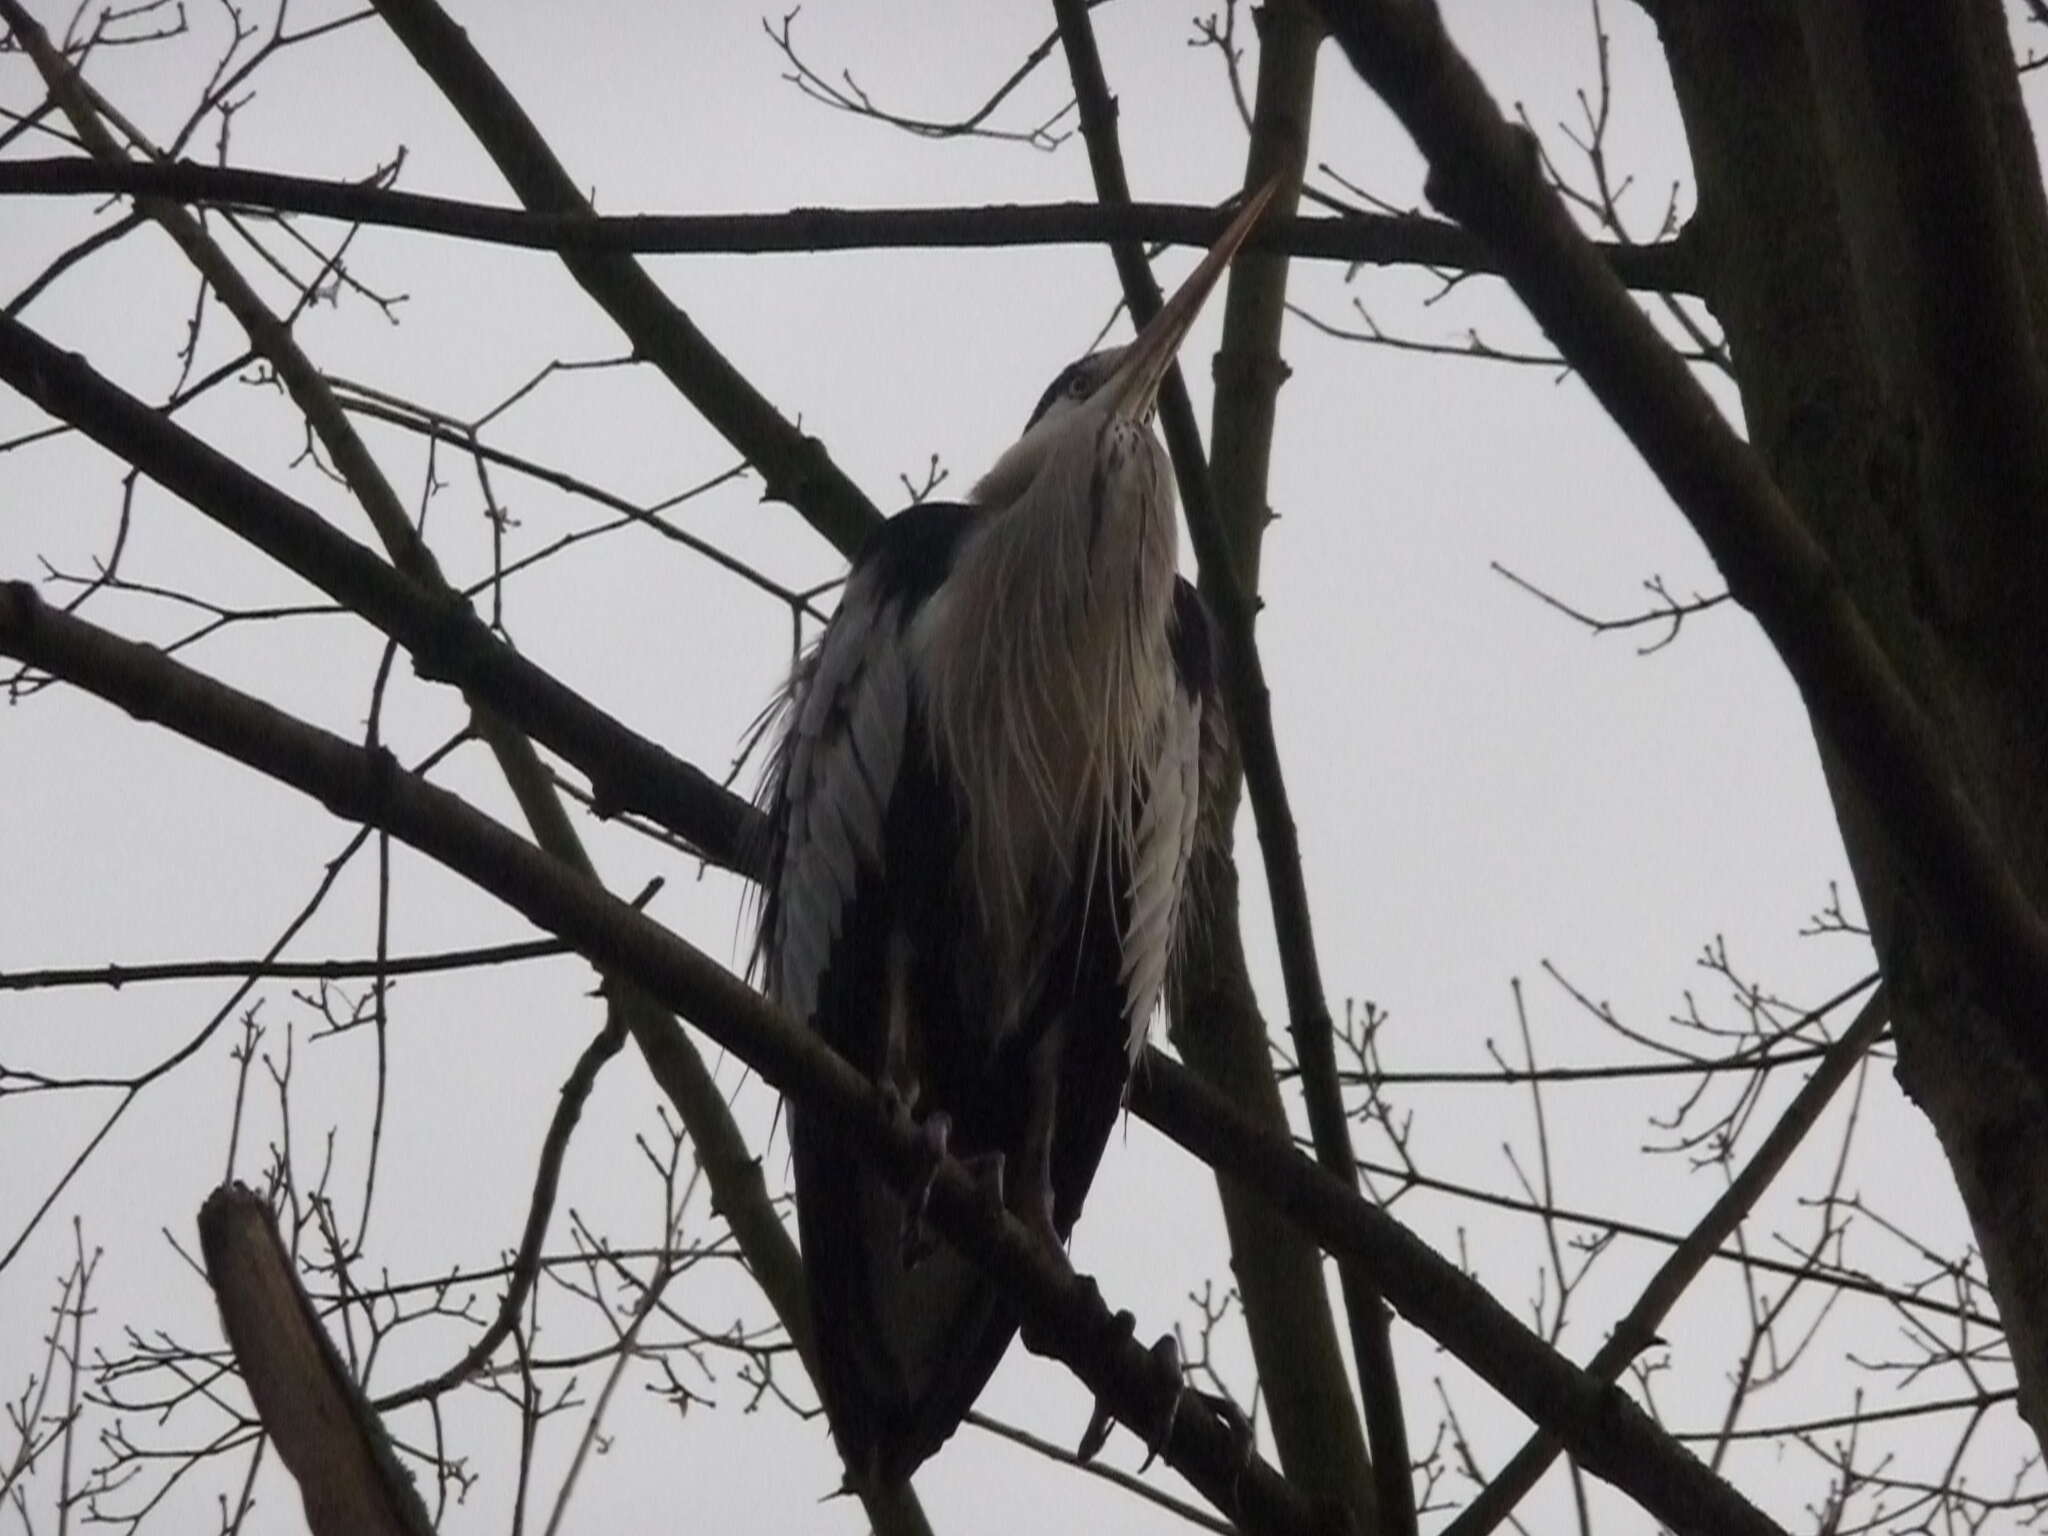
[1308,0,2048,1080]
[1447,987,1889,1536]
[366,0,884,558]
[0,938,571,993]
[1490,561,1731,653]
[764,7,1077,150]
[373,1012,626,1412]
[197,1185,434,1536]
[0,309,764,876]
[0,580,1333,1536]
[0,579,1793,1536]
[0,155,1706,293]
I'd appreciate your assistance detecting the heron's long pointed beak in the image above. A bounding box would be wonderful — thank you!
[1102,179,1281,422]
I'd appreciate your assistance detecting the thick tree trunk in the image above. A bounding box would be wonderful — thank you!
[1658,0,2048,1444]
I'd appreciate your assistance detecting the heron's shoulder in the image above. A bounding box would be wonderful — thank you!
[850,500,981,605]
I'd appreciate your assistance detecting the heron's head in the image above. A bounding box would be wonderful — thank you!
[971,181,1279,508]
[1022,349,1129,433]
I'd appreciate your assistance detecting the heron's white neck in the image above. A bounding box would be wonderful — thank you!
[918,412,1180,1025]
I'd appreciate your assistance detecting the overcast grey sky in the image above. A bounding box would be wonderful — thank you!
[1,3,2016,1532]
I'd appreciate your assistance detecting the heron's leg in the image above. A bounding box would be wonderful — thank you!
[898,1110,952,1268]
[1016,1021,1068,1261]
[897,1133,1003,1267]
[879,930,944,1265]
[878,928,921,1122]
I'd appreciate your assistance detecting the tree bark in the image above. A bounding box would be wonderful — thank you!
[199,1185,436,1536]
[1658,0,2048,1445]
[1180,2,1395,1528]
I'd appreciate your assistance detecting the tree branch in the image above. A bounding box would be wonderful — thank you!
[0,155,1704,293]
[0,309,762,877]
[1213,10,1419,1532]
[0,936,571,991]
[1050,5,1407,1527]
[1307,0,2048,1077]
[363,0,883,558]
[373,1010,625,1413]
[1446,984,1889,1536]
[0,582,1336,1536]
[1,12,902,1510]
[198,1184,435,1536]
[0,581,1793,1536]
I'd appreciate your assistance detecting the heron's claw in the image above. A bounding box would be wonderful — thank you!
[1077,1317,1186,1468]
[1134,1330,1187,1471]
[1076,1308,1140,1461]
[1198,1389,1258,1510]
[897,1110,952,1269]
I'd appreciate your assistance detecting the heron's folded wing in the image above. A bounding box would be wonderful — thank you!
[756,501,981,1031]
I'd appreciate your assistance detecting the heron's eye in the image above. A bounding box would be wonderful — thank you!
[1024,355,1110,428]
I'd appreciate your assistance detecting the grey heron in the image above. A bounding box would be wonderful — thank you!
[754,183,1276,1490]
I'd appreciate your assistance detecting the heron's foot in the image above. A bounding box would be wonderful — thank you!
[1196,1389,1258,1511]
[897,1110,952,1269]
[1077,1321,1186,1468]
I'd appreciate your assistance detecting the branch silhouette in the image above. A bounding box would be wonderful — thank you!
[0,155,1703,294]
[0,582,1792,1536]
[1309,0,2048,1080]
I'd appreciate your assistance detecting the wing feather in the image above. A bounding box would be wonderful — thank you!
[752,502,993,1488]
[756,503,980,1036]
[768,582,913,1028]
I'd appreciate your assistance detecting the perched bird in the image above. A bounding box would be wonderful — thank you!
[754,185,1275,1490]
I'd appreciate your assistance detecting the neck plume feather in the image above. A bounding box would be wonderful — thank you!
[920,415,1179,1033]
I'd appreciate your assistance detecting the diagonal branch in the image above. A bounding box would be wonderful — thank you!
[1050,5,1406,1528]
[373,1011,626,1414]
[0,580,1795,1536]
[364,0,882,559]
[0,581,1334,1536]
[0,14,906,1518]
[0,309,761,876]
[1307,0,2048,1079]
[1445,983,1889,1536]
[0,155,1704,293]
[199,1184,436,1536]
[1205,8,1417,1532]
[0,0,435,576]
[1050,0,1228,580]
